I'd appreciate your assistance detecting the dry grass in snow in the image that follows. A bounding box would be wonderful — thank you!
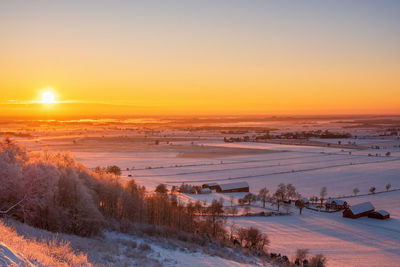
[0,220,91,267]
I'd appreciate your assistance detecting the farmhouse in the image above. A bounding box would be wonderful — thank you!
[326,199,348,210]
[368,210,390,220]
[343,201,375,219]
[216,181,249,193]
[202,183,219,190]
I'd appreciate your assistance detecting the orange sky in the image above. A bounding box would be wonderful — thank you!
[1,1,399,117]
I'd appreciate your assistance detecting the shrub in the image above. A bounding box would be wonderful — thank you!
[309,254,327,267]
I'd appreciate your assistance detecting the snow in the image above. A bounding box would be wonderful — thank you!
[230,203,400,267]
[105,232,267,267]
[0,242,33,266]
[348,202,375,215]
[31,135,399,267]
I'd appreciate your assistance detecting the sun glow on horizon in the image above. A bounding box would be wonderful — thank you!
[41,91,56,104]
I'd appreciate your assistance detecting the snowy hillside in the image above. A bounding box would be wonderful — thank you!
[0,219,268,267]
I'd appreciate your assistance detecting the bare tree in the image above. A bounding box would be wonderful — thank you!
[320,187,327,207]
[243,193,257,205]
[155,184,168,194]
[386,183,391,191]
[309,254,327,267]
[273,183,287,211]
[283,203,291,214]
[237,227,269,252]
[106,165,121,176]
[207,199,225,237]
[295,248,309,264]
[353,187,359,196]
[295,200,306,215]
[273,183,299,211]
[369,186,376,194]
[258,187,269,208]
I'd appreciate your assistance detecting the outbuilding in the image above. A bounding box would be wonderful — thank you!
[216,181,249,193]
[202,183,219,190]
[368,210,390,220]
[199,188,212,194]
[326,199,348,210]
[343,201,375,219]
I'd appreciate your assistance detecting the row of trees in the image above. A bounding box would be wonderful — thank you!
[353,183,392,196]
[0,139,201,236]
[235,184,301,214]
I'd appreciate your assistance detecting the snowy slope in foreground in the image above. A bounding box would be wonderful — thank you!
[0,218,269,267]
[105,231,267,267]
[0,242,33,266]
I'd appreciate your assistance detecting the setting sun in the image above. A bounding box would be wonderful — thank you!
[41,91,56,104]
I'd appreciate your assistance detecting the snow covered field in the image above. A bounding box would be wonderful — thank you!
[70,139,400,266]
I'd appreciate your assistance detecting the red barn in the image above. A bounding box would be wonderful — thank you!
[216,181,249,193]
[343,201,375,219]
[368,210,390,220]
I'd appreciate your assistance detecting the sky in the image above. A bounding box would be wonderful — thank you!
[0,0,399,117]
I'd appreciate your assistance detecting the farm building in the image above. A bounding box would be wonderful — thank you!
[202,183,219,190]
[295,198,309,206]
[199,188,212,194]
[326,199,348,210]
[216,181,249,193]
[368,210,390,220]
[343,201,375,219]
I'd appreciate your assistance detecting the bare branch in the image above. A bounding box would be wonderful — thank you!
[0,197,25,214]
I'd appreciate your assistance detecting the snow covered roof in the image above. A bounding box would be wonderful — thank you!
[349,202,375,215]
[327,199,346,205]
[200,188,211,194]
[203,182,219,187]
[375,210,390,216]
[218,181,249,191]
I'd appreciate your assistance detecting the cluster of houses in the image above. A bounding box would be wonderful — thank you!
[201,181,250,193]
[297,198,390,220]
[342,201,390,220]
